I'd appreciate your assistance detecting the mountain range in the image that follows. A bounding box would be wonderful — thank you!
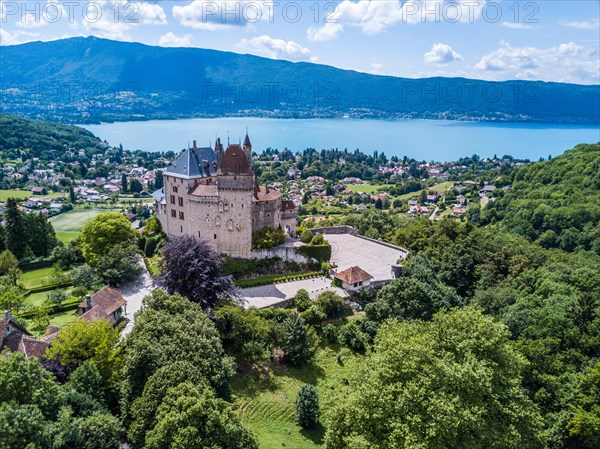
[1,37,598,124]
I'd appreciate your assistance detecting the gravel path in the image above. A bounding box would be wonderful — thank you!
[120,259,157,335]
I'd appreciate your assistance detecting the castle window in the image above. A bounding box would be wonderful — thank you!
[267,213,271,218]
[173,186,178,193]
[214,234,217,240]
[181,226,183,233]
[171,210,176,218]
[170,195,175,205]
[230,203,234,209]
[178,197,183,207]
[198,232,201,238]
[179,211,184,220]
[241,204,244,208]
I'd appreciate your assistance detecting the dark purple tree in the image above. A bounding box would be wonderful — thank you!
[158,235,237,310]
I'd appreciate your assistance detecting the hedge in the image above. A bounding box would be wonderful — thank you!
[296,244,332,263]
[235,271,321,288]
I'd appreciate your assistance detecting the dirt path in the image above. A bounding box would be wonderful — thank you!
[121,259,157,335]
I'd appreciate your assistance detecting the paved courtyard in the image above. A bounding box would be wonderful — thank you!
[242,233,407,309]
[327,233,407,282]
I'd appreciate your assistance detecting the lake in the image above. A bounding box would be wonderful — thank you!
[83,117,600,161]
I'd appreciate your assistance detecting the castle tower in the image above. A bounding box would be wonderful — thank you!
[242,129,252,161]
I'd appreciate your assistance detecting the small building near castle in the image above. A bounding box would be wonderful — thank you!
[153,133,297,258]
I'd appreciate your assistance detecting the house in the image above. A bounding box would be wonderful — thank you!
[335,266,374,291]
[480,185,497,194]
[456,195,467,205]
[452,207,467,216]
[77,287,127,327]
[426,194,439,204]
[0,311,50,358]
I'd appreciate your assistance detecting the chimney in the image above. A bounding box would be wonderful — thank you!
[85,295,92,310]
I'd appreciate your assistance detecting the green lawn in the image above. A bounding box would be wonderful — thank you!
[0,190,65,202]
[346,184,387,194]
[51,209,106,242]
[232,344,362,449]
[0,190,32,201]
[18,267,56,290]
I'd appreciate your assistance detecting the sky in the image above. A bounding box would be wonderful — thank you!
[1,0,599,84]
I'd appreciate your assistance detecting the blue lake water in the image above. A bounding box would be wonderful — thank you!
[83,117,600,161]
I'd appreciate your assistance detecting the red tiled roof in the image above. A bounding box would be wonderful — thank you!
[335,266,374,284]
[191,184,219,197]
[78,287,126,327]
[18,336,50,358]
[282,200,297,211]
[220,144,251,174]
[254,185,282,202]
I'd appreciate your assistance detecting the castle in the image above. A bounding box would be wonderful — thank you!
[152,133,298,258]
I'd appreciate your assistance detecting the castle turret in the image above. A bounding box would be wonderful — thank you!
[243,130,252,161]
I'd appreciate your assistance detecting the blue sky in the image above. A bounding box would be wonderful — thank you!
[1,1,598,84]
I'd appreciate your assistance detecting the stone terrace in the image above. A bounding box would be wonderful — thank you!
[242,233,407,309]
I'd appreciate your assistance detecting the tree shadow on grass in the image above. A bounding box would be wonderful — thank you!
[232,362,279,397]
[275,360,326,385]
[300,423,326,446]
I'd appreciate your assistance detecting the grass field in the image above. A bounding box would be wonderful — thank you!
[18,267,56,290]
[346,184,387,194]
[0,190,65,202]
[51,209,105,242]
[232,344,362,449]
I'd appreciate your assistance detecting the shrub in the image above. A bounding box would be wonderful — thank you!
[294,289,311,312]
[323,324,339,343]
[296,384,320,429]
[311,234,325,245]
[338,321,367,352]
[252,226,285,250]
[315,291,345,318]
[301,306,327,326]
[144,237,158,257]
[300,229,314,244]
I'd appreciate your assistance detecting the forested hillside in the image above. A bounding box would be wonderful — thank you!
[0,114,104,160]
[475,143,600,253]
[2,37,599,124]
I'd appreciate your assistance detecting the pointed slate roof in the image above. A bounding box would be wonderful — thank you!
[166,146,217,179]
[243,133,252,148]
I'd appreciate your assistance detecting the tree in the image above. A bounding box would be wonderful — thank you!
[158,236,236,310]
[47,289,68,307]
[4,198,28,259]
[213,304,272,364]
[567,362,600,448]
[277,313,315,366]
[154,170,164,189]
[121,291,235,426]
[121,173,128,193]
[314,291,345,318]
[144,382,258,449]
[0,249,20,282]
[69,185,76,204]
[71,264,102,290]
[68,361,105,404]
[324,308,545,449]
[294,289,311,312]
[80,212,137,265]
[45,319,123,406]
[296,384,320,429]
[95,243,142,286]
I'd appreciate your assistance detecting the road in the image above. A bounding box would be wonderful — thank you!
[120,258,157,335]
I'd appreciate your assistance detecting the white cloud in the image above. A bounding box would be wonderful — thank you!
[80,1,167,41]
[307,0,489,42]
[560,19,599,30]
[158,32,193,48]
[0,29,40,46]
[173,0,274,31]
[501,22,537,30]
[236,35,313,62]
[371,63,384,71]
[424,43,463,64]
[474,41,600,84]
